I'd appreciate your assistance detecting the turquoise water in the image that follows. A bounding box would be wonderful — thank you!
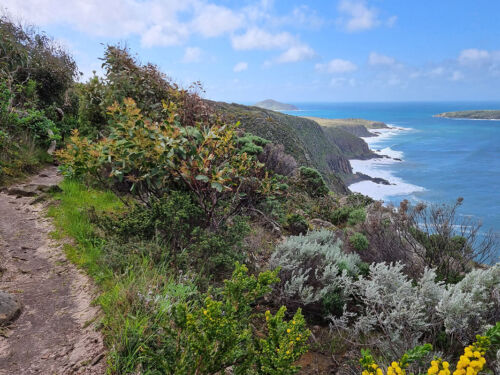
[283,102,500,238]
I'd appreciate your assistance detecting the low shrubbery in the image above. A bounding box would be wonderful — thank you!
[330,262,500,361]
[359,323,500,375]
[270,230,365,320]
[3,19,494,374]
[349,232,370,251]
[96,190,249,278]
[49,181,311,374]
[298,167,329,197]
[57,98,272,230]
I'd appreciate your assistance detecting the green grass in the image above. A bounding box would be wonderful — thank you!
[48,179,197,373]
[48,179,123,283]
[301,116,388,129]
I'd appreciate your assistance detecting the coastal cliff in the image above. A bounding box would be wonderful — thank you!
[302,116,388,137]
[209,101,379,193]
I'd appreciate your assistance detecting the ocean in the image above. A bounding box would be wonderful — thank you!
[283,102,500,240]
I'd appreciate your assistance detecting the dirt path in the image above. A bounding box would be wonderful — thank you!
[0,166,105,374]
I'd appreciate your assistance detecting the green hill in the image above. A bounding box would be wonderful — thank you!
[210,101,377,193]
[434,110,500,119]
[254,99,298,111]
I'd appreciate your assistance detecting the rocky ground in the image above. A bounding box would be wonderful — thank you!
[0,166,105,374]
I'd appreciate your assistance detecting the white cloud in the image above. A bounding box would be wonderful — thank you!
[2,0,245,48]
[458,49,490,64]
[233,61,248,72]
[450,70,464,81]
[275,5,324,29]
[368,52,395,66]
[316,58,357,74]
[387,76,401,86]
[182,47,202,63]
[276,44,315,63]
[330,77,356,87]
[142,24,190,47]
[386,15,397,27]
[429,66,445,76]
[337,0,396,33]
[337,0,379,32]
[231,28,296,50]
[191,3,243,38]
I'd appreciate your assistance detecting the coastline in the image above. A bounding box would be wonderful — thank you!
[434,116,500,121]
[347,125,426,201]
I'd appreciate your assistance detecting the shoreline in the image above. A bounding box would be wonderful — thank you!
[347,125,426,201]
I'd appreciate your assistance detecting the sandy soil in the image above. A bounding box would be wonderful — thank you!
[0,166,106,374]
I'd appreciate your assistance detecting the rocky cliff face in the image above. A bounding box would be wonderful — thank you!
[335,124,375,137]
[322,126,377,160]
[209,101,377,194]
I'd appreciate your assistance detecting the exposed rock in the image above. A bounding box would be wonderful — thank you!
[310,218,336,231]
[0,291,21,325]
[345,172,391,186]
[6,185,39,197]
[6,182,62,198]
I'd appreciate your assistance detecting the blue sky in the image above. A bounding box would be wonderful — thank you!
[3,0,500,103]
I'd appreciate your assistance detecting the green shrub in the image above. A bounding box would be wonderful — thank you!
[129,263,310,375]
[17,109,61,147]
[349,232,369,251]
[57,98,271,230]
[330,206,354,225]
[298,167,329,197]
[97,191,249,278]
[348,208,367,226]
[237,134,271,155]
[285,213,308,235]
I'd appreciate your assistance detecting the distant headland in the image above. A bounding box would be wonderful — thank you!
[434,110,500,120]
[254,99,298,111]
[302,116,388,137]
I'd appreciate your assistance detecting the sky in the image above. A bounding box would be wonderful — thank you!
[3,0,500,103]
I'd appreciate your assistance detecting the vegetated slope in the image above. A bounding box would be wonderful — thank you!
[434,110,500,119]
[322,126,375,160]
[254,99,298,111]
[210,101,377,193]
[303,116,388,137]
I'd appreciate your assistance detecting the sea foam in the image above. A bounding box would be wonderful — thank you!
[349,125,425,201]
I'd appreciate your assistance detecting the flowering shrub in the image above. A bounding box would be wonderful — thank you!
[427,358,451,375]
[257,307,310,375]
[157,263,311,374]
[57,98,272,229]
[359,332,497,375]
[360,344,432,375]
[450,338,488,375]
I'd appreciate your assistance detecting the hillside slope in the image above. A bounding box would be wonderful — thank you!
[210,102,377,193]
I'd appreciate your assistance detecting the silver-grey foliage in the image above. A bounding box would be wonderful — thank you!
[330,262,500,360]
[270,229,362,310]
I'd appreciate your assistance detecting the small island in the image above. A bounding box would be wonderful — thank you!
[254,99,298,111]
[434,110,500,120]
